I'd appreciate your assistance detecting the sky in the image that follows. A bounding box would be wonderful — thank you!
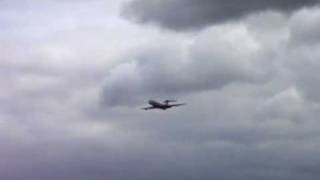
[1,0,320,179]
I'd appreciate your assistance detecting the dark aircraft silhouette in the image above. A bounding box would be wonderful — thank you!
[141,100,186,110]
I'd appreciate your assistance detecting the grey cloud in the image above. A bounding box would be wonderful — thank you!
[97,87,320,180]
[289,7,320,45]
[3,1,320,180]
[98,9,320,180]
[255,87,309,122]
[281,7,320,102]
[122,0,319,31]
[3,86,320,180]
[285,46,320,102]
[102,24,275,106]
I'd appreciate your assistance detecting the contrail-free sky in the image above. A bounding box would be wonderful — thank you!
[1,0,320,179]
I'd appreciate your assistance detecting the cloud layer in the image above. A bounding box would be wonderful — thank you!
[123,0,320,30]
[102,22,276,106]
[100,8,320,180]
[2,0,320,180]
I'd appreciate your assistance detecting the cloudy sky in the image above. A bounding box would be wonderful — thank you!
[1,0,320,179]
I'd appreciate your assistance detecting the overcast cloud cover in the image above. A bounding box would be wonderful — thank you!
[2,0,320,180]
[123,0,320,30]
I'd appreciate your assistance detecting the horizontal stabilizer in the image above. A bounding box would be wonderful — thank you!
[170,103,186,107]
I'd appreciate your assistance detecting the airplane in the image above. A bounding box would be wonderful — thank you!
[141,100,186,110]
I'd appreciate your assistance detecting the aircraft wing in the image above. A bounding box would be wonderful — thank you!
[141,106,156,110]
[170,103,186,107]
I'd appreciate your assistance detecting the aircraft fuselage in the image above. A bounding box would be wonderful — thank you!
[141,99,185,110]
[148,100,170,110]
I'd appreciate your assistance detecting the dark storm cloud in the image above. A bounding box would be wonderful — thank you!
[122,0,319,31]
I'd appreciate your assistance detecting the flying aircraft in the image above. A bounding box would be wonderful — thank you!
[141,100,186,110]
